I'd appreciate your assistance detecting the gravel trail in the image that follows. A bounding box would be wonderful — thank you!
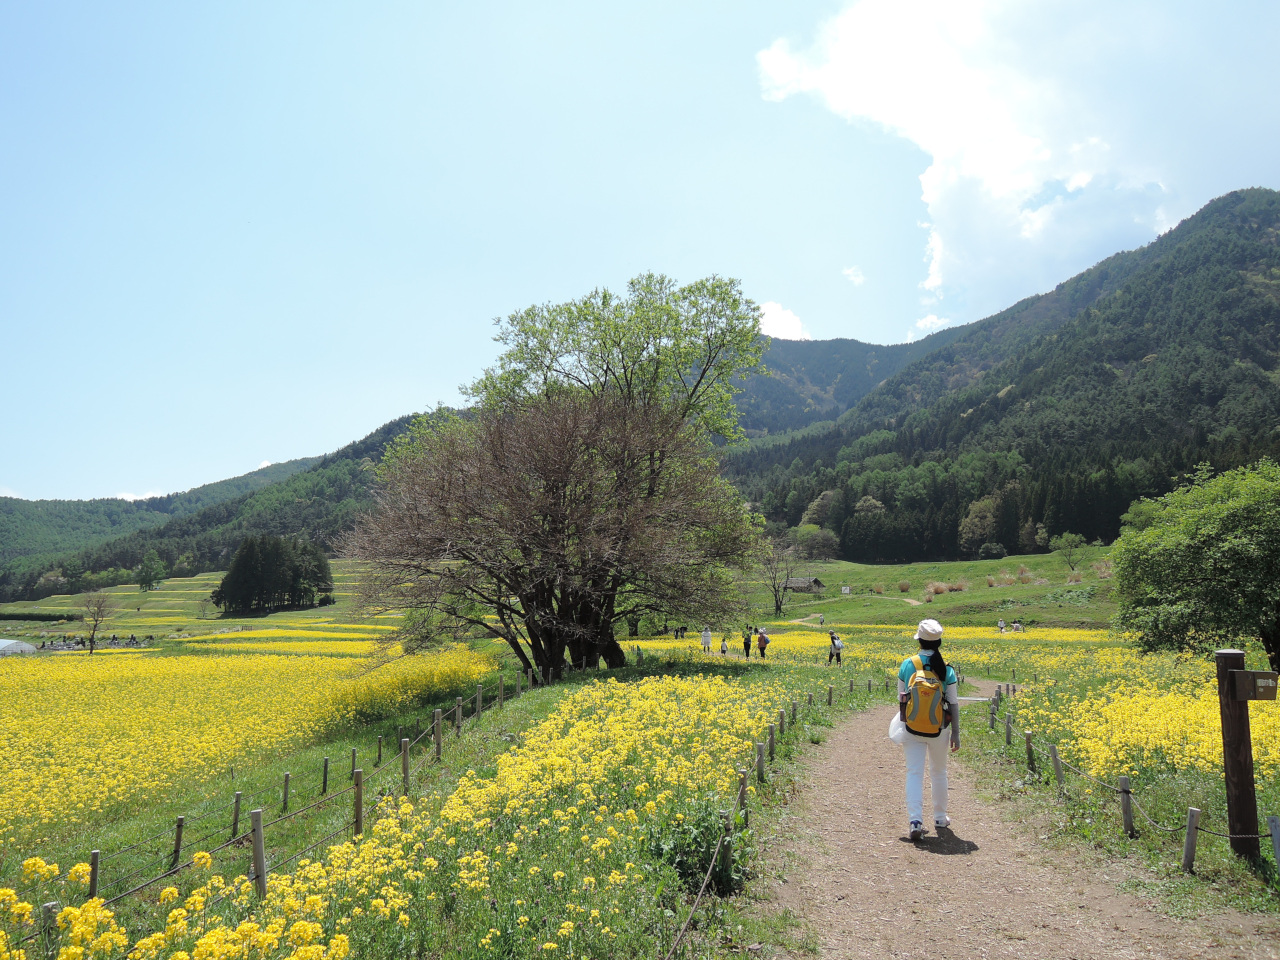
[762,692,1279,959]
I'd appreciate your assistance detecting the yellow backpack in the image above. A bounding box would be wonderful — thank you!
[904,654,946,737]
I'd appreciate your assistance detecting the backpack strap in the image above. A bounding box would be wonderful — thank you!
[910,654,924,673]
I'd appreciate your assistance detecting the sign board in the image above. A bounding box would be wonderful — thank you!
[1230,670,1279,701]
[841,586,850,594]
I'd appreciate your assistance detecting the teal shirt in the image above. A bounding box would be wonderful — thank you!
[898,651,959,702]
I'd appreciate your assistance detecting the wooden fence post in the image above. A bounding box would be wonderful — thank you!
[353,770,364,836]
[737,768,749,827]
[807,692,814,707]
[282,773,290,812]
[791,700,798,722]
[1004,712,1012,746]
[434,709,443,761]
[88,850,99,900]
[1049,743,1064,789]
[41,901,60,954]
[401,738,410,796]
[827,685,833,706]
[499,675,505,708]
[477,683,484,717]
[1215,649,1261,858]
[455,697,463,734]
[777,708,785,736]
[321,758,329,795]
[988,699,996,732]
[849,677,854,694]
[170,816,185,870]
[1024,732,1035,773]
[756,743,766,783]
[377,735,383,767]
[1118,775,1136,838]
[1181,807,1201,872]
[768,723,776,761]
[1268,816,1280,872]
[717,810,732,886]
[867,678,872,693]
[250,810,267,898]
[1012,667,1016,682]
[515,670,522,697]
[231,791,242,839]
[350,748,356,781]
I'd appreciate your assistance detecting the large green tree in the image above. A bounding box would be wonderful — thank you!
[352,274,765,677]
[1112,460,1280,671]
[136,549,167,591]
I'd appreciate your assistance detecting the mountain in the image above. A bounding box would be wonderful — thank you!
[739,328,968,435]
[731,187,1280,562]
[0,418,414,601]
[5,186,1279,596]
[0,458,321,564]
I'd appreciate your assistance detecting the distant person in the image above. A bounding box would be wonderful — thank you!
[819,614,825,626]
[720,635,728,656]
[828,631,843,666]
[1011,620,1023,633]
[756,627,770,659]
[896,618,959,841]
[701,626,712,654]
[997,618,1006,633]
[743,629,753,658]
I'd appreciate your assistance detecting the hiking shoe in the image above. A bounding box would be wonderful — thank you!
[909,820,924,841]
[935,815,951,829]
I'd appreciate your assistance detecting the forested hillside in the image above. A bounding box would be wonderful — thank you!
[0,418,413,601]
[731,188,1280,562]
[738,327,966,435]
[0,457,320,563]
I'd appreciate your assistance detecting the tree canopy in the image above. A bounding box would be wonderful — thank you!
[1112,460,1280,671]
[211,535,333,613]
[465,272,765,441]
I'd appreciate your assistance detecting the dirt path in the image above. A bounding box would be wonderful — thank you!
[764,694,1279,959]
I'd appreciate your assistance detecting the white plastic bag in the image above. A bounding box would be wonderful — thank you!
[888,712,910,745]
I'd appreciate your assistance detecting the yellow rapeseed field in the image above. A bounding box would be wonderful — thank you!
[5,673,809,960]
[0,648,493,847]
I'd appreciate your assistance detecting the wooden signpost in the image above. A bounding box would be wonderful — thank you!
[1215,649,1278,859]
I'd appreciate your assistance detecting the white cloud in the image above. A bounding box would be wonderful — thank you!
[759,301,812,340]
[117,491,165,501]
[756,0,1253,323]
[258,460,272,469]
[842,265,866,286]
[0,486,22,499]
[907,313,956,341]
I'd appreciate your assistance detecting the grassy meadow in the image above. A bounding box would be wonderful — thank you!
[1,549,1277,958]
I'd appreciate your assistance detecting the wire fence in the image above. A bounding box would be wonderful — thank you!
[985,687,1279,869]
[8,673,523,910]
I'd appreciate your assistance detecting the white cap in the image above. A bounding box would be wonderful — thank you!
[915,618,944,643]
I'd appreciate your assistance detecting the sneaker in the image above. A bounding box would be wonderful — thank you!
[935,815,951,829]
[909,820,924,841]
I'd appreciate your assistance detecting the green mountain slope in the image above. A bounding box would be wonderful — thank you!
[732,187,1280,561]
[0,419,414,601]
[0,458,321,564]
[739,327,967,435]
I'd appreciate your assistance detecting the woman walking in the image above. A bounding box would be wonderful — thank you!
[896,618,959,841]
[756,626,771,659]
[701,625,713,654]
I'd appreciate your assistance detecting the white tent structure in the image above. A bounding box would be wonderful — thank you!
[0,639,38,656]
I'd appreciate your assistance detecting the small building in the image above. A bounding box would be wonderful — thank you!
[0,639,38,656]
[784,577,826,593]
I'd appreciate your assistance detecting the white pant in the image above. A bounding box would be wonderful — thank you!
[902,733,950,824]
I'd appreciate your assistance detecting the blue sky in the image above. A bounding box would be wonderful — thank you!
[3,1,1278,501]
